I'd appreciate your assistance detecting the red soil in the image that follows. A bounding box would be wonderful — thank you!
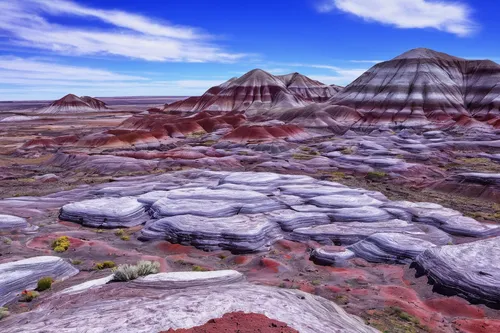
[453,319,500,333]
[162,312,298,333]
[222,124,307,143]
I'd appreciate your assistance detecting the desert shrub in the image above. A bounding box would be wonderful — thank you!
[120,235,130,241]
[52,236,70,253]
[36,277,54,292]
[366,171,387,181]
[292,153,314,161]
[112,260,160,282]
[0,307,9,320]
[95,261,116,270]
[19,290,39,302]
[71,259,82,265]
[192,265,208,272]
[341,147,354,155]
[2,237,12,245]
[114,229,125,236]
[311,280,321,286]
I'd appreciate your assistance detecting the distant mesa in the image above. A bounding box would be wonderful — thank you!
[164,69,342,113]
[37,94,109,114]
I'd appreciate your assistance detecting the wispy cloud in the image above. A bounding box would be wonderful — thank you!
[317,0,476,37]
[0,0,246,62]
[0,56,223,100]
[266,62,369,85]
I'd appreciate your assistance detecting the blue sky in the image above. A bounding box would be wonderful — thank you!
[0,0,498,100]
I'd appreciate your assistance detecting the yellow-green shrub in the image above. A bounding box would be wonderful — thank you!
[52,236,70,253]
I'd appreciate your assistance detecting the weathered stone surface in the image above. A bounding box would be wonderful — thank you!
[308,194,383,209]
[349,233,437,264]
[60,197,149,228]
[0,214,32,231]
[290,220,448,246]
[266,210,331,231]
[416,237,500,305]
[1,272,379,333]
[0,256,78,306]
[141,214,282,253]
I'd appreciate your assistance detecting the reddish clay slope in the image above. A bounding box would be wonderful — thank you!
[162,312,299,333]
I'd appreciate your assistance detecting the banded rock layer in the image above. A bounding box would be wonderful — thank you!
[164,70,341,113]
[38,94,108,114]
[0,256,78,306]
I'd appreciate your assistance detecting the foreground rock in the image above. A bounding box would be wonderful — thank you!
[0,256,78,306]
[416,237,500,306]
[0,270,378,333]
[141,214,282,253]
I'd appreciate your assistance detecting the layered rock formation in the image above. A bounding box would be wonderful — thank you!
[164,69,341,113]
[416,237,500,306]
[38,94,108,114]
[59,197,150,228]
[0,256,78,306]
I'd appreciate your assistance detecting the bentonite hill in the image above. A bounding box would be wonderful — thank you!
[2,45,500,333]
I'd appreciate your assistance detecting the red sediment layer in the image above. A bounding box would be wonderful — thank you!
[161,312,299,333]
[222,124,306,142]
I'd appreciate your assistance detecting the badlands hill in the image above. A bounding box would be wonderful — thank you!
[280,48,500,130]
[38,94,108,114]
[331,48,500,126]
[164,69,341,113]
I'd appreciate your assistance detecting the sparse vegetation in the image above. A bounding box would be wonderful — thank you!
[0,307,10,320]
[311,279,321,286]
[364,307,430,333]
[192,265,209,272]
[335,295,349,305]
[112,260,160,281]
[341,147,354,155]
[2,237,12,245]
[114,229,125,237]
[120,235,130,241]
[19,290,39,302]
[52,236,70,253]
[292,153,315,160]
[366,171,387,181]
[95,261,116,270]
[36,277,54,292]
[329,171,346,181]
[71,259,83,265]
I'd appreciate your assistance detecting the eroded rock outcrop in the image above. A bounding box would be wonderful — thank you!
[416,237,500,306]
[0,256,78,306]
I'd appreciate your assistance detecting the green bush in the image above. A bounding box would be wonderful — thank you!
[95,261,116,270]
[112,260,160,282]
[52,236,70,253]
[36,277,54,292]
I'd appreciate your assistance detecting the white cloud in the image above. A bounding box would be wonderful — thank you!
[0,56,223,100]
[317,0,476,37]
[0,0,245,62]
